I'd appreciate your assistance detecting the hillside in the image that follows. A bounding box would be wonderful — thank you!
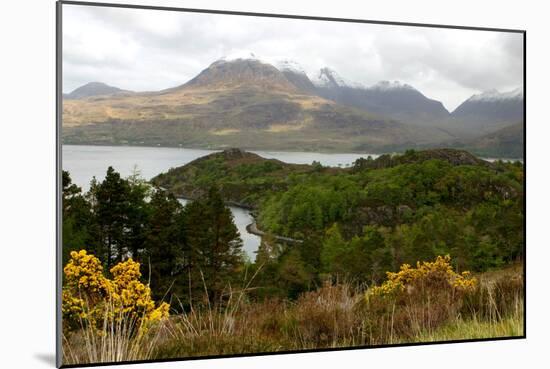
[450,88,524,134]
[465,121,524,158]
[352,148,493,170]
[153,147,523,252]
[151,148,326,208]
[152,147,514,217]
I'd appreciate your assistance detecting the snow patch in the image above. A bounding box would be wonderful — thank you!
[469,87,524,102]
[217,50,261,62]
[212,52,280,68]
[311,67,353,88]
[370,80,414,91]
[276,59,307,75]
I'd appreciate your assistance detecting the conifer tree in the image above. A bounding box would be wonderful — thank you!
[90,166,131,269]
[183,186,244,304]
[143,189,187,302]
[126,166,151,262]
[61,170,93,265]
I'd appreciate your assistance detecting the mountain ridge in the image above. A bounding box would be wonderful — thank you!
[62,57,523,157]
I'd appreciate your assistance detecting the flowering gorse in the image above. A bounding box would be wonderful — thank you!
[63,249,111,294]
[62,250,169,332]
[363,255,478,339]
[366,255,477,299]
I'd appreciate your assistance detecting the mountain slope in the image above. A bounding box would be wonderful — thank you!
[451,88,524,133]
[464,122,524,158]
[277,60,318,94]
[313,73,450,127]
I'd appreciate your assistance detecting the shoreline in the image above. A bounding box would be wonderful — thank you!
[61,142,385,158]
[171,193,255,211]
[246,222,303,244]
[62,143,525,162]
[173,192,302,244]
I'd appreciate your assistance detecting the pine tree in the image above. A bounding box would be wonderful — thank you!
[183,186,244,304]
[125,166,151,262]
[90,167,132,269]
[61,171,93,265]
[143,189,187,302]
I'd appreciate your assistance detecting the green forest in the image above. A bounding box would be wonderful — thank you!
[62,148,524,364]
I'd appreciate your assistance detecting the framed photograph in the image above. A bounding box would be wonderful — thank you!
[57,1,525,367]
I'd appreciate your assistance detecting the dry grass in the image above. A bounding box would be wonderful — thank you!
[63,265,524,364]
[411,313,523,343]
[62,299,169,365]
[284,283,364,348]
[408,264,524,343]
[410,294,523,342]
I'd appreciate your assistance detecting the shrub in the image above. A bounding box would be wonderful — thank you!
[363,255,476,342]
[62,250,170,333]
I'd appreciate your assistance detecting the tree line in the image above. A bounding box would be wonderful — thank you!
[62,167,245,307]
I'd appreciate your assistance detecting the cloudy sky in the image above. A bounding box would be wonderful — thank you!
[62,4,523,111]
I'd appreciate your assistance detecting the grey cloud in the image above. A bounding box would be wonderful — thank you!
[62,4,523,111]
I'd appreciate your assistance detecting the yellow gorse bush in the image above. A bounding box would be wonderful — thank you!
[366,255,477,299]
[362,255,478,339]
[62,250,170,332]
[63,249,111,294]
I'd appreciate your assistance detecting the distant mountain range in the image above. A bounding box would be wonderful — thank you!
[63,82,132,99]
[62,57,524,157]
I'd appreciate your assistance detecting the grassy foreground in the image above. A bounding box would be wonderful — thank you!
[62,261,523,365]
[412,314,523,343]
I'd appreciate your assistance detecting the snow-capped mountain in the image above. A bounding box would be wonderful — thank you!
[310,67,366,89]
[467,88,524,102]
[275,59,318,94]
[63,54,524,157]
[217,51,262,62]
[182,57,298,92]
[451,88,524,131]
[64,55,455,152]
[311,72,450,126]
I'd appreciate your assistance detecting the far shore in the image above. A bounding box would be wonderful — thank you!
[61,142,386,157]
[61,142,524,162]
